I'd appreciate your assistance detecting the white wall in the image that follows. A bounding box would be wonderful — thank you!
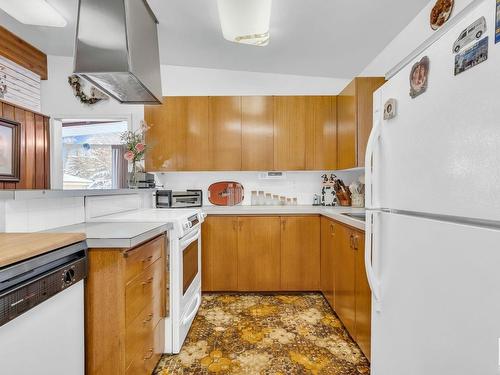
[161,65,349,96]
[155,170,363,206]
[361,0,475,76]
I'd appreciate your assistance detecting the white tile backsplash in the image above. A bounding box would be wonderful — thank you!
[154,170,363,206]
[4,197,85,232]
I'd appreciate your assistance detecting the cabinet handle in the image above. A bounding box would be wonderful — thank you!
[142,255,153,264]
[238,220,243,231]
[143,313,153,324]
[282,219,286,231]
[143,348,154,360]
[233,220,237,231]
[330,224,335,236]
[142,276,154,287]
[353,236,359,251]
[349,234,354,249]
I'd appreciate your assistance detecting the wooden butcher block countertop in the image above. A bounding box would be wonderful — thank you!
[0,233,86,268]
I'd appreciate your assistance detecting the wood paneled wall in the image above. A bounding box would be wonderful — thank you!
[0,100,50,189]
[0,26,48,80]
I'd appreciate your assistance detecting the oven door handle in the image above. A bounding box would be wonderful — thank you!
[182,293,201,325]
[179,228,201,250]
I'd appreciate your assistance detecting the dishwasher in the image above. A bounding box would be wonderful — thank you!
[0,240,87,375]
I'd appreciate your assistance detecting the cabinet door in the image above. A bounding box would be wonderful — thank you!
[145,97,187,171]
[280,216,320,291]
[185,97,210,170]
[337,81,357,170]
[355,77,385,168]
[309,96,337,170]
[354,230,370,360]
[237,216,281,291]
[273,96,307,170]
[201,216,238,291]
[334,224,356,337]
[209,96,242,171]
[242,96,274,171]
[320,217,335,309]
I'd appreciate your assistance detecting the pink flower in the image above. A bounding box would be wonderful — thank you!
[135,143,145,152]
[124,150,134,161]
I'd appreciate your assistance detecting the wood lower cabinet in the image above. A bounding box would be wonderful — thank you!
[280,216,320,291]
[334,223,357,337]
[202,216,238,291]
[354,230,371,360]
[237,216,281,291]
[320,217,336,309]
[321,220,371,360]
[85,234,166,375]
[202,215,321,292]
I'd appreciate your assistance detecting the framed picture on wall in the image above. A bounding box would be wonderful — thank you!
[0,118,20,182]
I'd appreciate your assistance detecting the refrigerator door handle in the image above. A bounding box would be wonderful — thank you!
[365,116,382,209]
[366,210,382,311]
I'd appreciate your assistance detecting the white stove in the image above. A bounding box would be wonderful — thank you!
[89,207,205,353]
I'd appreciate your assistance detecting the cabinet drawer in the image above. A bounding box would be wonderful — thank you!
[125,235,164,284]
[126,294,163,368]
[126,259,163,326]
[125,320,164,375]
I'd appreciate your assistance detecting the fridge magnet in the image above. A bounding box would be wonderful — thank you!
[454,36,488,75]
[0,118,20,182]
[384,99,397,120]
[430,0,454,30]
[452,16,487,53]
[496,0,500,43]
[409,56,429,99]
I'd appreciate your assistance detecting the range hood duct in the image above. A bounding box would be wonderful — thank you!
[73,0,162,104]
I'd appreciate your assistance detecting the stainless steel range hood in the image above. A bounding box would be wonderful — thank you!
[73,0,162,104]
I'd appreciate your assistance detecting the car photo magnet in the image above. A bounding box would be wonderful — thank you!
[409,56,429,99]
[430,0,454,30]
[454,37,488,75]
[384,99,397,120]
[496,0,500,44]
[452,16,487,54]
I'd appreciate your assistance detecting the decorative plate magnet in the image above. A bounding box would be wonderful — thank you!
[383,99,397,120]
[430,0,454,30]
[409,56,429,99]
[454,37,488,76]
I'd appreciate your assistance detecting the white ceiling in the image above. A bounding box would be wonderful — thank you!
[0,0,429,79]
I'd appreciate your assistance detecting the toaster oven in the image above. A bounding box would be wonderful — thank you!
[156,190,203,208]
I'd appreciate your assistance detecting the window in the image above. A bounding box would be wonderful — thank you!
[61,120,128,189]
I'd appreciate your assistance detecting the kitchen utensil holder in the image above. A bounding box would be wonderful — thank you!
[351,193,364,208]
[336,191,352,206]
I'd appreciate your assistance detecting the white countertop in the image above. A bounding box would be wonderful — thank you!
[45,222,171,248]
[202,205,366,231]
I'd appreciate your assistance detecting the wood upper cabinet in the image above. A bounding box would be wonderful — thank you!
[185,97,210,170]
[320,217,336,309]
[337,77,385,169]
[280,216,320,290]
[209,96,242,171]
[308,96,337,170]
[273,96,308,170]
[334,222,357,338]
[354,230,371,360]
[201,216,238,291]
[237,216,281,291]
[241,96,274,171]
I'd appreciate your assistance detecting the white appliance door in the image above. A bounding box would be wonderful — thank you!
[371,0,500,221]
[371,212,500,375]
[0,281,85,375]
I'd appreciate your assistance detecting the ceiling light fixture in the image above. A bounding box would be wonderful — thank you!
[217,0,271,47]
[0,0,67,27]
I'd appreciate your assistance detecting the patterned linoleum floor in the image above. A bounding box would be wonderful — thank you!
[154,293,370,375]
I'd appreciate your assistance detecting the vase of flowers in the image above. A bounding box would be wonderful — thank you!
[121,121,149,188]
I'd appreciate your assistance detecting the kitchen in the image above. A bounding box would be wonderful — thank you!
[0,0,499,374]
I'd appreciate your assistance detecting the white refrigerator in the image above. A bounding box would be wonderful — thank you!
[365,1,500,374]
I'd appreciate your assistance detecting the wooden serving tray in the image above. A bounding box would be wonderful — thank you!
[208,181,244,206]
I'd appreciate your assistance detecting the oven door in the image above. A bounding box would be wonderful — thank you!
[177,226,202,348]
